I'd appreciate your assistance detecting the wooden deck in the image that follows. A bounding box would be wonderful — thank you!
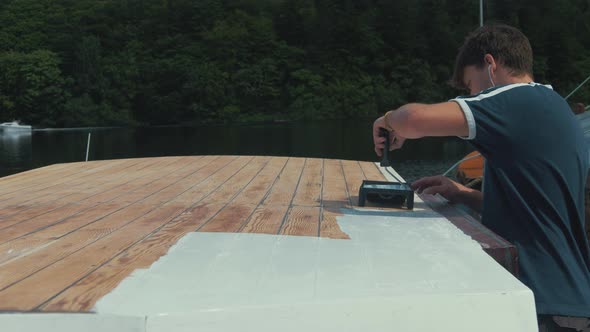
[0,155,391,313]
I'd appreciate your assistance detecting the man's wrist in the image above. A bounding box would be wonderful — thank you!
[383,110,395,131]
[455,187,483,211]
[452,186,473,203]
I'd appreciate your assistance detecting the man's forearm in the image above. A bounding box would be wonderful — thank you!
[455,188,483,213]
[384,104,421,139]
[384,102,470,138]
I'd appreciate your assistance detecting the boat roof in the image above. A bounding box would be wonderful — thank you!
[0,156,537,331]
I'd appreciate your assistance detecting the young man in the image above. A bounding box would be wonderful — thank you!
[373,24,590,331]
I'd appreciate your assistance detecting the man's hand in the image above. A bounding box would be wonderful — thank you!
[373,115,406,156]
[411,175,483,212]
[411,176,465,202]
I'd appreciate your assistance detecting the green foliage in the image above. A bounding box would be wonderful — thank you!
[0,0,588,127]
[0,50,67,126]
[184,61,230,121]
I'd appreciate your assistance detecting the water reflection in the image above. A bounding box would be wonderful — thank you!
[0,131,32,176]
[0,119,474,179]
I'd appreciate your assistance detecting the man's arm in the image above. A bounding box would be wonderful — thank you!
[384,102,470,139]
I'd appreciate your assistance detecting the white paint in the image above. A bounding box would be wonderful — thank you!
[145,293,534,332]
[0,313,144,332]
[91,210,537,331]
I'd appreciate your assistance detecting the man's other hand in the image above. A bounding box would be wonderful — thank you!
[411,175,469,203]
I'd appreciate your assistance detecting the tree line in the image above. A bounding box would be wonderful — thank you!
[0,0,588,127]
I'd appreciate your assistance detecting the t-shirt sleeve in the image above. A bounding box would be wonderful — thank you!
[452,98,476,140]
[450,93,514,158]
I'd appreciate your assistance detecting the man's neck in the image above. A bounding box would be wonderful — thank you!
[498,73,535,86]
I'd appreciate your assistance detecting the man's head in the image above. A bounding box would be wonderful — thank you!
[451,24,534,95]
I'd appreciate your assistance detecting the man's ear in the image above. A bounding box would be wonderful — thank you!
[484,54,496,70]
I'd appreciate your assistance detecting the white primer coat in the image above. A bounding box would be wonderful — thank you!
[89,209,537,331]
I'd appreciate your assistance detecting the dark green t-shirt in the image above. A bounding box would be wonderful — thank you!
[453,83,590,317]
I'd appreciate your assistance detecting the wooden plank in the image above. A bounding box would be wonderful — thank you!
[42,202,228,312]
[79,157,197,205]
[0,164,80,194]
[18,158,268,305]
[292,158,323,207]
[0,163,73,183]
[232,157,288,205]
[280,206,320,237]
[0,155,388,313]
[321,159,351,208]
[170,156,248,205]
[199,157,286,232]
[6,157,185,210]
[198,203,257,233]
[359,161,387,181]
[79,156,237,231]
[0,158,206,262]
[0,159,231,272]
[319,209,350,239]
[0,157,256,310]
[261,158,306,206]
[0,159,138,200]
[202,156,270,204]
[116,156,237,205]
[139,156,260,207]
[99,157,210,206]
[0,157,173,222]
[25,158,174,197]
[0,158,191,242]
[42,263,142,312]
[240,205,290,235]
[21,158,176,201]
[319,159,351,239]
[0,203,157,293]
[108,156,222,204]
[0,204,189,311]
[0,202,126,265]
[0,158,150,209]
[341,160,367,207]
[0,156,217,264]
[0,203,101,244]
[0,161,112,191]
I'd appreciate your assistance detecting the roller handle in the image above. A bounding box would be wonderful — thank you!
[380,128,391,167]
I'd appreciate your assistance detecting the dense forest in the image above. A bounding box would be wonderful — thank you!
[0,0,588,127]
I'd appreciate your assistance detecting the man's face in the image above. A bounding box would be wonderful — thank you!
[462,65,493,95]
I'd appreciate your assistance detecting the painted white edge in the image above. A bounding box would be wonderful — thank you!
[375,163,406,183]
[376,163,452,205]
[375,163,437,205]
[0,313,144,332]
[145,293,536,332]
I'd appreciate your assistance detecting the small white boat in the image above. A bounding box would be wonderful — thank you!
[0,121,32,132]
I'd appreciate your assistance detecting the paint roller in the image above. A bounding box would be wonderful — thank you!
[358,128,414,209]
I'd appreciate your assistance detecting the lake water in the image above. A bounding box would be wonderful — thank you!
[0,119,474,182]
